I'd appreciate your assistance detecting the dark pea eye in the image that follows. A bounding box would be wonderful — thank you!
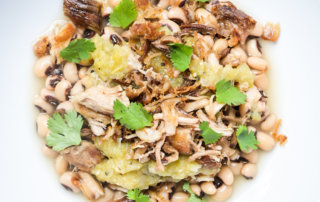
[83,29,96,39]
[110,34,122,45]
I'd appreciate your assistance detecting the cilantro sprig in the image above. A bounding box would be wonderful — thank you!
[183,182,204,202]
[127,188,150,202]
[216,79,247,106]
[46,110,83,151]
[60,39,96,63]
[199,121,222,145]
[169,43,193,72]
[109,0,137,29]
[236,125,260,152]
[113,99,153,130]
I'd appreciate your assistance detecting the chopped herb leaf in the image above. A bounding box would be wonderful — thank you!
[199,121,222,145]
[169,43,193,72]
[127,188,150,202]
[60,39,96,63]
[216,79,247,106]
[236,125,260,152]
[109,0,137,29]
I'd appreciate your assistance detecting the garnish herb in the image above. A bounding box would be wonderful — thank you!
[199,121,222,144]
[183,182,204,202]
[236,125,260,152]
[169,43,193,72]
[113,99,153,130]
[109,0,137,29]
[60,38,96,63]
[46,110,83,151]
[215,79,247,106]
[127,188,151,202]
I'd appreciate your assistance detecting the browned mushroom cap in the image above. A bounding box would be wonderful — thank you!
[61,141,103,172]
[64,0,102,32]
[181,24,216,35]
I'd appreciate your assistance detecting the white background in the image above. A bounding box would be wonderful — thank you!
[0,0,319,201]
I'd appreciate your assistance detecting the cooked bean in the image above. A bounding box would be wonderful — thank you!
[59,171,80,192]
[200,181,216,195]
[209,185,232,202]
[241,150,258,163]
[33,36,50,58]
[230,162,243,176]
[55,155,69,175]
[156,0,169,9]
[241,163,257,179]
[249,22,263,37]
[79,67,88,79]
[171,192,189,202]
[254,73,269,91]
[34,55,53,78]
[34,97,55,114]
[195,8,218,28]
[36,113,49,138]
[103,27,124,45]
[56,101,74,114]
[217,167,234,186]
[63,63,79,84]
[246,39,262,57]
[95,187,114,202]
[159,19,181,33]
[203,35,214,49]
[213,38,228,58]
[70,80,84,96]
[262,22,280,42]
[113,191,125,201]
[40,88,59,105]
[260,114,277,132]
[77,172,104,200]
[248,57,268,71]
[168,7,187,25]
[42,145,58,158]
[190,184,201,196]
[257,131,275,151]
[222,46,247,66]
[55,80,71,102]
[45,75,62,90]
[108,0,121,8]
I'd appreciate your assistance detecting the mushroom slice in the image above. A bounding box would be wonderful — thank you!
[63,0,102,32]
[168,128,192,155]
[62,141,103,172]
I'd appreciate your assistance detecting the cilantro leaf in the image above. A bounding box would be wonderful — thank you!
[169,43,193,72]
[109,0,137,29]
[46,110,83,151]
[236,125,260,152]
[127,188,150,202]
[183,182,203,202]
[60,39,95,63]
[199,121,222,144]
[113,99,153,130]
[216,79,247,106]
[196,0,209,2]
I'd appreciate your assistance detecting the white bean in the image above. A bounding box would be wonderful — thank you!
[55,80,71,102]
[168,7,187,24]
[34,97,55,114]
[246,39,262,57]
[230,162,243,176]
[63,63,79,84]
[78,67,88,79]
[45,75,62,90]
[208,185,232,202]
[200,181,216,195]
[241,163,257,179]
[217,167,234,186]
[171,192,189,202]
[42,145,58,158]
[190,184,201,196]
[260,114,277,132]
[55,155,68,175]
[34,55,53,78]
[36,113,49,138]
[241,150,258,163]
[59,171,80,192]
[254,73,269,91]
[213,38,228,57]
[257,131,275,151]
[70,80,84,96]
[248,57,268,71]
[95,187,114,202]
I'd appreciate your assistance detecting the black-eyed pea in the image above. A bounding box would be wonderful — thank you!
[257,131,275,151]
[55,80,71,102]
[230,162,243,176]
[260,114,277,132]
[79,67,88,79]
[200,181,216,195]
[241,150,258,164]
[248,57,268,71]
[246,39,262,57]
[77,172,104,200]
[34,97,55,114]
[45,75,62,90]
[156,0,169,9]
[241,163,257,179]
[42,145,58,158]
[59,171,80,193]
[113,191,125,201]
[168,7,187,25]
[95,187,114,202]
[70,80,84,96]
[40,88,59,106]
[217,167,234,186]
[213,38,228,57]
[55,155,68,175]
[254,73,269,91]
[249,22,263,37]
[36,113,49,138]
[56,101,74,115]
[34,55,54,78]
[171,192,189,202]
[209,185,232,202]
[63,63,79,84]
[190,184,201,196]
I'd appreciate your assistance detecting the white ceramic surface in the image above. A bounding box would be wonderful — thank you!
[0,0,319,201]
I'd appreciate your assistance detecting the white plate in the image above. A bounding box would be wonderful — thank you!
[0,0,319,201]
